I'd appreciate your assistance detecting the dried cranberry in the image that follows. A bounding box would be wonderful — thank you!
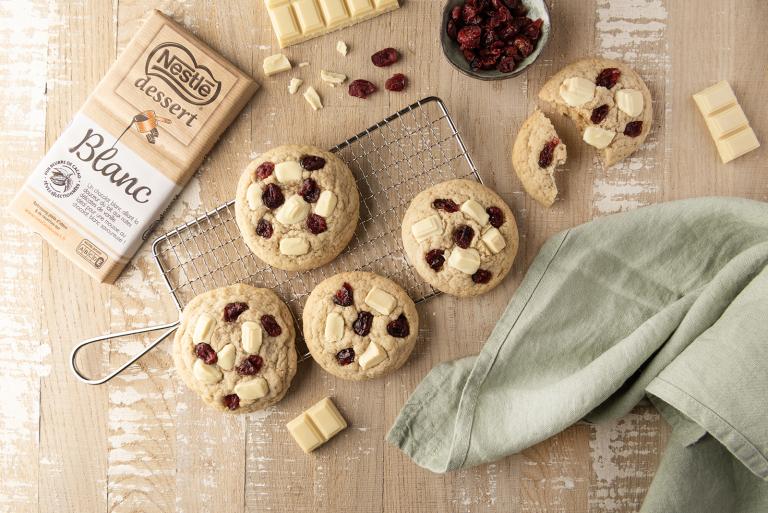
[223,302,249,322]
[591,104,610,124]
[262,183,284,209]
[352,311,374,336]
[348,79,377,99]
[433,198,460,212]
[194,343,218,364]
[486,206,504,228]
[512,36,534,58]
[462,5,480,23]
[596,68,621,89]
[524,18,543,40]
[300,155,325,171]
[482,28,498,46]
[462,48,477,63]
[624,121,643,137]
[498,23,518,42]
[497,55,516,73]
[306,213,327,234]
[385,73,407,92]
[457,26,482,49]
[255,218,273,239]
[451,5,462,20]
[447,19,459,39]
[299,178,320,202]
[260,314,282,337]
[371,47,399,67]
[386,314,410,338]
[255,161,274,180]
[336,348,355,366]
[453,225,475,249]
[538,138,560,168]
[223,394,240,410]
[472,269,492,284]
[236,355,264,375]
[333,283,354,306]
[425,249,446,271]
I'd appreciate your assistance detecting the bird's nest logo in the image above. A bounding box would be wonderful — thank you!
[43,160,81,198]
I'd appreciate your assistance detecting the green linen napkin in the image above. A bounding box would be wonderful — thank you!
[387,197,768,512]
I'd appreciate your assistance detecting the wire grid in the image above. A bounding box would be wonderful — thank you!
[151,96,482,334]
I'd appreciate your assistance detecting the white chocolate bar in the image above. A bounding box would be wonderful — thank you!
[306,397,347,440]
[315,190,337,217]
[265,0,400,48]
[481,227,506,254]
[275,160,303,183]
[358,342,386,370]
[411,214,443,242]
[193,314,216,343]
[275,194,310,225]
[242,321,263,354]
[234,377,269,401]
[217,343,236,371]
[324,312,345,341]
[460,199,489,226]
[365,287,396,315]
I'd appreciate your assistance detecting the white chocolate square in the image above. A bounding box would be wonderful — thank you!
[275,160,303,183]
[324,312,345,342]
[217,343,236,371]
[262,53,292,76]
[306,397,347,440]
[319,0,350,26]
[280,237,310,255]
[242,321,263,354]
[693,80,737,116]
[365,287,396,315]
[705,103,748,139]
[275,194,310,225]
[460,199,489,226]
[481,227,506,254]
[192,314,216,343]
[192,359,223,384]
[286,412,324,453]
[315,190,337,217]
[347,0,374,15]
[411,214,442,242]
[583,126,615,149]
[234,377,269,401]
[293,0,325,32]
[615,89,644,117]
[358,342,386,370]
[447,247,481,275]
[716,127,760,163]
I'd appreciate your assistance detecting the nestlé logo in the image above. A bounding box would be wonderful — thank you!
[145,42,221,106]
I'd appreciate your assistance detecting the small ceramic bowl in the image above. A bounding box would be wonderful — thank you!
[440,0,552,80]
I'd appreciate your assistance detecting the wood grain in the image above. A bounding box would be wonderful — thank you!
[1,0,766,512]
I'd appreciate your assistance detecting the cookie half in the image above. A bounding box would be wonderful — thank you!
[303,272,419,381]
[538,58,652,168]
[401,179,519,297]
[173,284,297,414]
[512,109,567,207]
[235,144,360,272]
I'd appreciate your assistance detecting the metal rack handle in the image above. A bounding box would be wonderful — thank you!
[70,320,180,385]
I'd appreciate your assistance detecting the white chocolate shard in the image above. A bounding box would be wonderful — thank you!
[321,69,347,85]
[481,227,506,254]
[615,89,644,117]
[192,359,223,384]
[298,61,310,67]
[263,53,292,76]
[280,237,310,256]
[411,214,442,242]
[460,199,489,226]
[447,247,481,275]
[304,86,323,110]
[559,77,595,107]
[315,190,337,217]
[306,397,347,440]
[288,77,303,94]
[358,342,387,370]
[275,160,303,183]
[324,312,345,342]
[583,126,616,149]
[192,314,216,343]
[234,377,269,401]
[365,287,396,315]
[242,321,263,354]
[336,40,348,56]
[217,343,236,371]
[275,194,310,225]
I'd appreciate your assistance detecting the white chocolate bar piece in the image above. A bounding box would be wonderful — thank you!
[365,287,396,315]
[234,377,269,401]
[304,86,323,110]
[324,312,345,342]
[275,160,303,183]
[315,190,337,217]
[286,413,324,453]
[716,127,760,164]
[242,321,263,354]
[615,89,644,117]
[263,53,292,76]
[306,397,347,439]
[193,314,216,343]
[583,126,616,149]
[217,344,236,371]
[705,103,748,140]
[280,237,310,255]
[275,194,310,225]
[559,77,595,107]
[192,359,223,384]
[358,342,386,370]
[411,214,443,242]
[481,227,506,254]
[447,247,481,275]
[460,199,489,226]
[693,80,737,116]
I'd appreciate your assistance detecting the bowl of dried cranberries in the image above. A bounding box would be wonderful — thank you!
[442,0,551,80]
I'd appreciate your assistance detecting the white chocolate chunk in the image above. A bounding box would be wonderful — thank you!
[447,247,481,275]
[559,77,595,107]
[217,344,236,371]
[481,227,506,254]
[306,397,347,440]
[324,312,345,342]
[234,377,269,401]
[275,194,310,225]
[365,287,396,315]
[336,40,348,56]
[192,314,216,343]
[298,61,310,67]
[275,161,303,183]
[241,321,263,354]
[321,69,347,85]
[246,183,261,210]
[693,80,737,116]
[286,412,324,453]
[315,190,337,217]
[280,237,310,256]
[583,126,616,149]
[263,53,292,76]
[411,214,443,242]
[460,199,490,226]
[615,89,644,117]
[192,359,223,384]
[304,86,323,110]
[288,77,303,94]
[358,342,387,370]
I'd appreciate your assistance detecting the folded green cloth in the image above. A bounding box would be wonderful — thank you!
[387,197,768,512]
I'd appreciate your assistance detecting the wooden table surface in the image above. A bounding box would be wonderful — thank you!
[1,0,765,512]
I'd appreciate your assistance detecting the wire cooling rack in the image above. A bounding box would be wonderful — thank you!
[70,96,482,384]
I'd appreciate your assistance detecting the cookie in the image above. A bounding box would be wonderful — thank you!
[172,284,297,414]
[512,109,567,207]
[539,58,653,168]
[235,144,360,272]
[302,272,419,381]
[401,179,518,297]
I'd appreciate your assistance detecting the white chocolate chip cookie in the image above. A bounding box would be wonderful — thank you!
[512,109,567,207]
[172,284,297,414]
[538,58,653,168]
[235,144,360,272]
[303,272,419,381]
[401,179,519,297]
